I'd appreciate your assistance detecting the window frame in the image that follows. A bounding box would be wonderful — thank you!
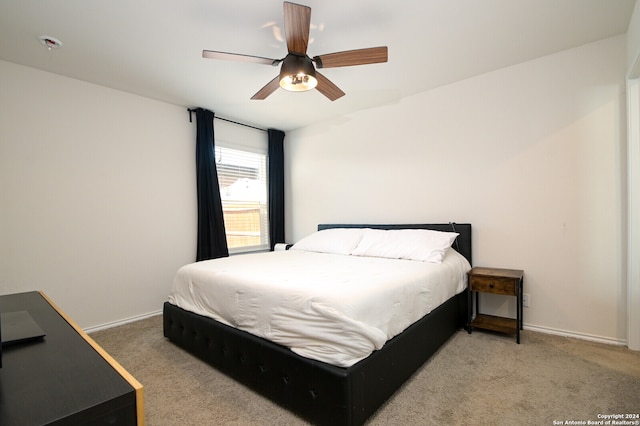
[215,140,270,254]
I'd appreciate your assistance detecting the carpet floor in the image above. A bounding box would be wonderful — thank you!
[91,315,640,425]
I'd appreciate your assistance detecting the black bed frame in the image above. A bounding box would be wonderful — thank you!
[163,223,471,425]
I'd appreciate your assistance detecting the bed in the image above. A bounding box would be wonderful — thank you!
[163,223,472,425]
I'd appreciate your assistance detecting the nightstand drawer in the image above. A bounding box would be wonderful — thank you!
[469,275,517,295]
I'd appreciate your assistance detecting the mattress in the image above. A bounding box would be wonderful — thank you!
[168,248,470,367]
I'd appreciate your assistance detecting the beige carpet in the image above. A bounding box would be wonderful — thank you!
[91,315,640,425]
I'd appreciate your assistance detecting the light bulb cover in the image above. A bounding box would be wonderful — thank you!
[279,54,317,92]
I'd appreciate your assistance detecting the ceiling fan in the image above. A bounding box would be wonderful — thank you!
[202,1,388,101]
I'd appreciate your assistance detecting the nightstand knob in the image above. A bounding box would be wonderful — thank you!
[489,283,495,289]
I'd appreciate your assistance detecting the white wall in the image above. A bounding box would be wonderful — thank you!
[286,36,628,344]
[628,0,640,75]
[0,60,197,329]
[626,2,640,350]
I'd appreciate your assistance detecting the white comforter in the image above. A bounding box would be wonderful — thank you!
[168,248,470,367]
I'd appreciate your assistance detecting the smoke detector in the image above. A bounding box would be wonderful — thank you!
[39,35,63,50]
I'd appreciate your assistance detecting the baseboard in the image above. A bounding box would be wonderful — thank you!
[85,310,163,334]
[524,323,627,347]
[83,311,628,349]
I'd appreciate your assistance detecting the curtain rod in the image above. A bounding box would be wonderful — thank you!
[187,108,267,133]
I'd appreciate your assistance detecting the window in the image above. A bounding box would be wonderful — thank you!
[216,144,269,253]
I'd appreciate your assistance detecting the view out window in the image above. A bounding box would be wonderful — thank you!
[216,145,269,253]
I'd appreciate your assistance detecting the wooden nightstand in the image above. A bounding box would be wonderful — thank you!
[467,267,524,343]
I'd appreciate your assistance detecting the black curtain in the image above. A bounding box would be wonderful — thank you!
[195,108,229,261]
[268,128,285,250]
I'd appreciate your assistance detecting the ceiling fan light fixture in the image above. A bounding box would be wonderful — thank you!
[279,54,317,92]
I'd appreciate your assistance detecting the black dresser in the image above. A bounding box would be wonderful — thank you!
[0,291,144,425]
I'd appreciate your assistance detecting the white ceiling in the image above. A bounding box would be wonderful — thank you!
[0,0,635,131]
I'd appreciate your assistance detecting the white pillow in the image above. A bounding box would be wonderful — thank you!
[290,228,366,255]
[350,228,459,263]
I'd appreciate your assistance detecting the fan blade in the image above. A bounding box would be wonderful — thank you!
[314,46,388,68]
[283,2,311,55]
[315,72,345,101]
[251,76,281,100]
[203,50,279,66]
